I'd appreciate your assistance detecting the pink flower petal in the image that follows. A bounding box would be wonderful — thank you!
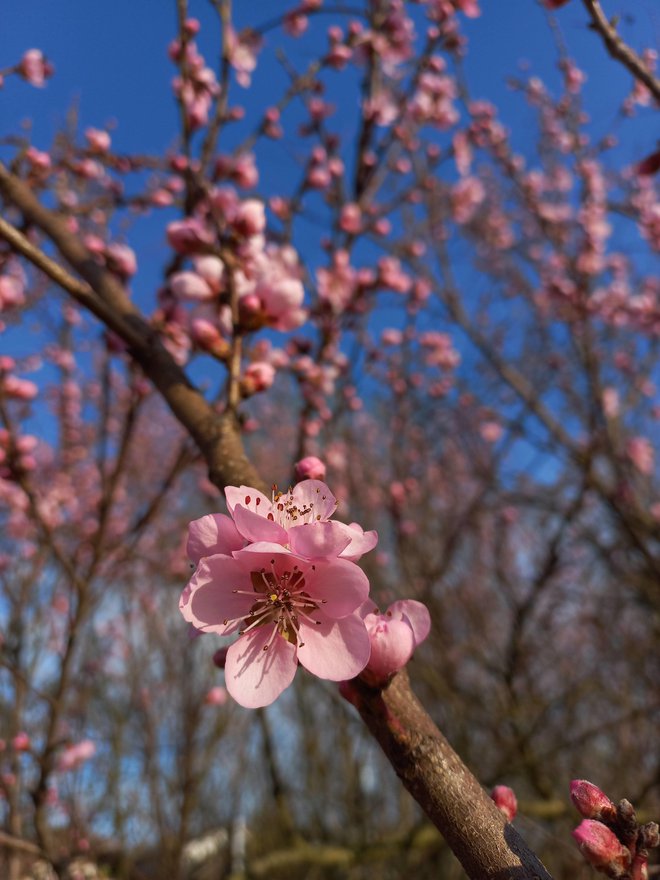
[225,485,271,515]
[388,599,431,647]
[236,541,293,556]
[305,557,370,617]
[225,627,297,707]
[233,505,288,544]
[336,523,379,561]
[187,513,244,564]
[182,557,251,634]
[290,480,337,520]
[288,521,352,558]
[297,613,370,680]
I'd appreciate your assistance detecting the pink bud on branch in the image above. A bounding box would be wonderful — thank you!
[572,819,631,877]
[570,779,617,821]
[491,785,518,821]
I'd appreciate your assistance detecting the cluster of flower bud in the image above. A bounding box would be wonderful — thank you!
[570,780,659,879]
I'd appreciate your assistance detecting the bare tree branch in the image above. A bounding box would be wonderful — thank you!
[580,0,660,104]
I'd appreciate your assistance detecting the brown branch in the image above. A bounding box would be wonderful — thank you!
[0,162,266,495]
[0,829,44,856]
[346,670,554,880]
[580,0,660,104]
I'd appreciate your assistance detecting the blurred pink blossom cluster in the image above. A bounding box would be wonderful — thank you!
[169,19,220,129]
[162,185,306,368]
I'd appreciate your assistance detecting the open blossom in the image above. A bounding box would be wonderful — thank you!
[362,599,430,681]
[182,546,371,707]
[223,481,378,562]
[180,481,378,707]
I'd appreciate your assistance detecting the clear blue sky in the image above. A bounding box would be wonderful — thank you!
[2,0,657,161]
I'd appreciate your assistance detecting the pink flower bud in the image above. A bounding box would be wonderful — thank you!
[339,203,362,234]
[184,17,201,36]
[295,456,326,481]
[12,732,31,752]
[570,780,616,821]
[572,820,631,876]
[232,199,266,237]
[25,147,52,170]
[18,50,53,87]
[105,243,137,278]
[166,217,214,255]
[244,361,276,392]
[169,271,214,301]
[491,785,517,821]
[204,686,228,706]
[362,600,430,683]
[190,319,228,358]
[85,128,111,153]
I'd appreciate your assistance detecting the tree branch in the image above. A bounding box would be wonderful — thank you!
[346,670,554,880]
[580,0,660,104]
[0,162,266,495]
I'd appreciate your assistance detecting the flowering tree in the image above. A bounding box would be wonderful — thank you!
[1,0,659,878]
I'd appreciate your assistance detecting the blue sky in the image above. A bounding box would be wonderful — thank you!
[2,0,657,160]
[1,0,657,448]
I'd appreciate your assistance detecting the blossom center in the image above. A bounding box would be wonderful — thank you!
[231,562,324,649]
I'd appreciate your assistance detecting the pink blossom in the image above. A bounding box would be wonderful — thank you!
[480,421,502,443]
[56,740,96,772]
[244,361,276,392]
[223,481,378,562]
[204,686,228,706]
[233,200,266,237]
[166,217,215,255]
[626,436,654,475]
[317,251,357,313]
[181,547,371,707]
[381,328,403,346]
[339,203,362,234]
[377,257,411,294]
[18,50,53,87]
[169,271,215,301]
[572,819,631,875]
[0,275,25,310]
[85,128,111,153]
[105,243,137,278]
[454,0,480,17]
[491,785,517,821]
[235,240,306,331]
[190,319,228,358]
[295,456,326,481]
[2,376,38,401]
[362,599,431,681]
[11,732,31,751]
[451,176,485,224]
[602,387,620,419]
[227,27,261,88]
[25,147,52,171]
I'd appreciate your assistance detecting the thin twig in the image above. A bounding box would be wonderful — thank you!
[580,0,660,104]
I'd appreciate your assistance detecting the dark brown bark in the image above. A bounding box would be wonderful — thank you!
[347,670,554,880]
